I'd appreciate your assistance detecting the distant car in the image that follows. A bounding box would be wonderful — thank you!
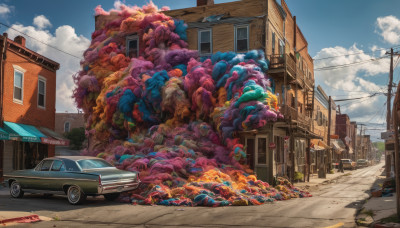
[341,159,356,170]
[4,156,140,205]
[357,159,369,168]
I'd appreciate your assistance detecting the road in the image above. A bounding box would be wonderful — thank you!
[0,163,384,228]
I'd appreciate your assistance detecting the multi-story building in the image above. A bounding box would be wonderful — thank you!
[310,86,330,175]
[0,34,65,179]
[335,113,353,160]
[165,0,319,182]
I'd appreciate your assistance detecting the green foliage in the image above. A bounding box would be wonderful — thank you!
[294,172,304,181]
[330,169,335,174]
[64,127,86,150]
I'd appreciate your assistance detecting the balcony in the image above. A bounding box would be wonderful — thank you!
[268,54,314,90]
[280,104,312,129]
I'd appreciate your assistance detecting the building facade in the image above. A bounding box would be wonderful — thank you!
[165,0,318,183]
[0,34,63,179]
[55,112,85,135]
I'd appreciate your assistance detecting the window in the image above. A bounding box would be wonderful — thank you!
[13,65,25,104]
[64,122,70,133]
[40,160,53,171]
[77,159,114,170]
[257,137,267,165]
[38,76,46,108]
[198,29,212,55]
[235,25,249,53]
[279,39,284,56]
[126,34,139,58]
[271,32,276,54]
[50,160,65,171]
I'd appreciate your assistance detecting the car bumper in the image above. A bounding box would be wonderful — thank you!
[98,181,140,194]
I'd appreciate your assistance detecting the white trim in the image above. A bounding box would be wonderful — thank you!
[126,34,139,58]
[12,65,26,73]
[234,24,249,53]
[37,75,46,109]
[198,29,212,56]
[12,66,25,105]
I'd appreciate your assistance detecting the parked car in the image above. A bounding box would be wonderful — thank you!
[341,159,356,170]
[356,159,369,168]
[4,156,140,205]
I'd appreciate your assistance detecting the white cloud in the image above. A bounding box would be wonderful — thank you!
[33,15,52,29]
[376,15,400,44]
[6,20,90,112]
[0,4,11,17]
[314,44,389,127]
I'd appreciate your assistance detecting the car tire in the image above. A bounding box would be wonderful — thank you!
[67,185,86,205]
[10,181,24,198]
[104,193,120,201]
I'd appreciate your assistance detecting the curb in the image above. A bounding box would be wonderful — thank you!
[0,214,41,225]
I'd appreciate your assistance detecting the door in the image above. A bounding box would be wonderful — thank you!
[255,135,269,182]
[245,137,255,170]
[28,159,53,190]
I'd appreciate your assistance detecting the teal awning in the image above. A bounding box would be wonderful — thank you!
[0,127,9,140]
[3,121,47,142]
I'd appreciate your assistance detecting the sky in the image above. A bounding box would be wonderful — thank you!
[1,0,399,141]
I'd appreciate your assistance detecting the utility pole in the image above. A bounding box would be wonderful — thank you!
[359,124,364,160]
[392,82,400,218]
[386,48,394,177]
[327,96,332,171]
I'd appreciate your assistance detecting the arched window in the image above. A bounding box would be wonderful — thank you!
[64,122,70,133]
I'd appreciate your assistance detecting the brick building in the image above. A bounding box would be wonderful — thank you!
[0,33,66,179]
[55,112,85,135]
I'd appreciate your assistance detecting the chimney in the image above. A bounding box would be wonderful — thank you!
[14,35,26,47]
[197,0,214,6]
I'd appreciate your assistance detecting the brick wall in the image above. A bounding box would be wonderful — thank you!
[2,46,56,130]
[55,113,85,135]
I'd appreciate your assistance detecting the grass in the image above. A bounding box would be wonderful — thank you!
[379,214,400,223]
[343,173,352,176]
[52,215,61,221]
[360,209,375,217]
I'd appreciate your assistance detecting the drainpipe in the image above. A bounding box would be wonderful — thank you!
[0,33,7,128]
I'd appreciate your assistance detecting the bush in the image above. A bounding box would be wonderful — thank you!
[64,127,86,150]
[294,172,304,181]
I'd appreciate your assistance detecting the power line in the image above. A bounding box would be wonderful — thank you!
[334,93,380,102]
[313,45,400,61]
[315,56,388,71]
[0,22,81,59]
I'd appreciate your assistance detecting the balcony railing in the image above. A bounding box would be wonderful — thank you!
[280,104,312,129]
[268,54,313,89]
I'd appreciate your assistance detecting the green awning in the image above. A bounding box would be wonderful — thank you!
[3,121,47,142]
[0,127,9,140]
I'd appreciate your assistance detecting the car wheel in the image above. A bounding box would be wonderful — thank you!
[67,185,86,205]
[104,193,120,201]
[10,181,24,198]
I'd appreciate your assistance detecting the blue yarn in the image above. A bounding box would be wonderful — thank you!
[118,89,137,115]
[173,64,187,76]
[119,154,134,163]
[212,61,227,81]
[173,20,187,41]
[216,74,230,89]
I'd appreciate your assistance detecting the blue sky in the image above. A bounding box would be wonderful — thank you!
[1,0,400,141]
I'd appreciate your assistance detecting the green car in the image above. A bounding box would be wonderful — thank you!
[4,156,140,205]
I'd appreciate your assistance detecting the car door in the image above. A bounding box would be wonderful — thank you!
[31,159,53,190]
[48,160,67,192]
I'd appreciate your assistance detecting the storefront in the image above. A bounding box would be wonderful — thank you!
[1,121,69,175]
[331,139,346,164]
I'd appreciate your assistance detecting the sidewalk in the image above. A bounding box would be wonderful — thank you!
[0,184,51,226]
[293,169,352,191]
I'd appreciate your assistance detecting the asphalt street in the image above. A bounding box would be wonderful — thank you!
[0,163,384,228]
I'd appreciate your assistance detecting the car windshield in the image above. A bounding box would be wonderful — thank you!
[77,159,114,170]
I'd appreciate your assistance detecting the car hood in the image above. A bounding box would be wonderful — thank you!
[82,168,138,181]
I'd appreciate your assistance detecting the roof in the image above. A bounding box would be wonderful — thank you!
[52,156,102,161]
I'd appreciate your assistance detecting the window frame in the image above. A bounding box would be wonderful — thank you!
[198,28,212,56]
[64,121,70,133]
[13,65,25,105]
[37,76,46,109]
[271,32,276,55]
[278,39,284,56]
[235,24,249,53]
[126,34,139,58]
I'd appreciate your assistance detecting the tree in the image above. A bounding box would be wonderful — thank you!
[64,127,86,150]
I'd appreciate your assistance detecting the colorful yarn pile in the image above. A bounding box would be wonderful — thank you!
[73,2,311,206]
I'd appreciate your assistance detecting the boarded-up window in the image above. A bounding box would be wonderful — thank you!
[198,29,212,55]
[235,25,248,53]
